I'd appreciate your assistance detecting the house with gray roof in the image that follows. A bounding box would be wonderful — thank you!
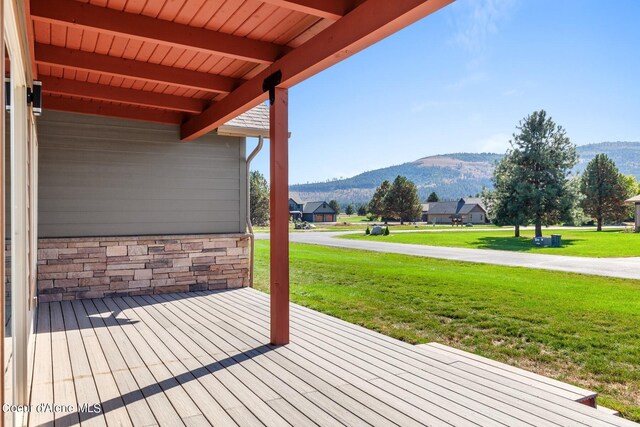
[422,197,488,224]
[289,193,337,222]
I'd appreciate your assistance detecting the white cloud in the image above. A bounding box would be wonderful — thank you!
[477,133,511,153]
[451,0,518,54]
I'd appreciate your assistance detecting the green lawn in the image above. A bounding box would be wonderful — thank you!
[253,223,465,233]
[337,214,369,223]
[341,227,640,257]
[254,241,640,421]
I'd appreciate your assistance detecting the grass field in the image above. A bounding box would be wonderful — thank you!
[337,214,369,223]
[341,227,640,257]
[254,241,640,420]
[253,222,497,233]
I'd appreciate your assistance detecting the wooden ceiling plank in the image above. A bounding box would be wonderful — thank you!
[181,0,454,140]
[31,0,291,64]
[35,43,243,94]
[259,0,352,20]
[43,94,184,124]
[41,75,205,113]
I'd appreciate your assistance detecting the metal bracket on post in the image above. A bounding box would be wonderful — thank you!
[262,70,282,105]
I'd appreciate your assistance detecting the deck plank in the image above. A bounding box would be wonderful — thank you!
[110,296,239,427]
[421,342,595,401]
[49,302,81,427]
[90,298,185,427]
[228,289,635,427]
[157,292,379,427]
[136,294,298,427]
[29,303,54,427]
[196,291,541,426]
[28,289,635,427]
[100,298,204,423]
[209,294,564,424]
[173,292,449,427]
[70,299,133,427]
[60,301,107,427]
[81,299,158,427]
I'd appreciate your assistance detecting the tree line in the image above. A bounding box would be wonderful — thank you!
[483,110,639,237]
[250,109,639,232]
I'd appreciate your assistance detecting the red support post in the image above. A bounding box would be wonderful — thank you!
[269,87,289,345]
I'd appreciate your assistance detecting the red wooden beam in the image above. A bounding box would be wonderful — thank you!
[35,44,241,94]
[30,0,291,64]
[43,95,185,125]
[181,0,454,140]
[41,76,206,113]
[260,0,354,20]
[270,87,290,345]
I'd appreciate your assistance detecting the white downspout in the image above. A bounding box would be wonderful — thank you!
[246,135,264,287]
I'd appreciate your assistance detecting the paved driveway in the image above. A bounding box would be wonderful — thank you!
[255,232,640,280]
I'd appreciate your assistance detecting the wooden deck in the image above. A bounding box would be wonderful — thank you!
[28,288,636,427]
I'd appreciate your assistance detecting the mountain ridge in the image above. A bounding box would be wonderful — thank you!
[289,141,640,205]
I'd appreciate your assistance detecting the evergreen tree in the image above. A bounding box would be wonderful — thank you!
[357,204,367,216]
[580,154,629,230]
[369,180,391,220]
[384,175,422,224]
[426,192,440,202]
[249,171,269,226]
[328,199,341,214]
[495,110,577,237]
[483,153,530,237]
[345,204,354,215]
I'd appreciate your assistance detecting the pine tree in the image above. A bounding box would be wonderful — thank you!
[345,204,354,215]
[369,180,391,220]
[580,154,629,231]
[487,110,577,238]
[328,199,341,215]
[384,175,422,224]
[249,171,269,226]
[426,192,440,202]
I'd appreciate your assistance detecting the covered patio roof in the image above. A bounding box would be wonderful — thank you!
[21,0,456,345]
[27,0,453,136]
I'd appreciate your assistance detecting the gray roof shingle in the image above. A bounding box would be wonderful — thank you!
[224,103,269,130]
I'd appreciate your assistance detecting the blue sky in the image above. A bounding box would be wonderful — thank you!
[250,0,640,184]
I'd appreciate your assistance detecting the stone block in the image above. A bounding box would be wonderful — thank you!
[106,245,128,257]
[38,272,67,280]
[105,270,135,277]
[107,263,146,270]
[38,293,63,303]
[172,258,193,267]
[38,249,59,260]
[37,280,54,290]
[128,280,151,288]
[151,278,176,287]
[128,245,148,256]
[39,264,84,273]
[79,277,111,286]
[67,271,94,279]
[68,241,100,248]
[84,263,107,271]
[154,284,188,294]
[134,269,153,280]
[54,278,79,288]
[182,242,203,251]
[146,260,171,268]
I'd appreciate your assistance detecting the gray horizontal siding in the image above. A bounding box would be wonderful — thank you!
[37,111,246,238]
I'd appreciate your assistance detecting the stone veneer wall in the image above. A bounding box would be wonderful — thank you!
[37,234,250,302]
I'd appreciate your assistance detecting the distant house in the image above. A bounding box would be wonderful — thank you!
[422,197,488,224]
[625,195,640,232]
[289,192,337,222]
